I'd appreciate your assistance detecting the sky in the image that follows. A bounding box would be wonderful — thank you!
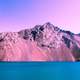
[0,0,80,33]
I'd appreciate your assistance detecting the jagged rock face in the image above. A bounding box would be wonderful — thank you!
[0,22,80,61]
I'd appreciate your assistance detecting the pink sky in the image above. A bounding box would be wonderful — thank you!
[0,0,80,33]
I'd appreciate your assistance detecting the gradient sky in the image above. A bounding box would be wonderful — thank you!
[0,0,80,33]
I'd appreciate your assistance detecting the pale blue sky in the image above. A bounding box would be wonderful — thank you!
[0,0,80,33]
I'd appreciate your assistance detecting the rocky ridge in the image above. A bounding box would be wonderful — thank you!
[0,22,80,61]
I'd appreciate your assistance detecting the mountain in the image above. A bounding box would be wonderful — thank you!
[0,22,80,61]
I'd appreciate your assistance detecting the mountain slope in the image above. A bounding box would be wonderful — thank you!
[0,22,80,61]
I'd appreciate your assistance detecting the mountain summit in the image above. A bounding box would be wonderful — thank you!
[0,22,80,61]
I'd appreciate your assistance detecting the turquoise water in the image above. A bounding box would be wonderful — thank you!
[0,62,80,80]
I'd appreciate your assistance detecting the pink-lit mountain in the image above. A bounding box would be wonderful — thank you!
[0,22,80,61]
